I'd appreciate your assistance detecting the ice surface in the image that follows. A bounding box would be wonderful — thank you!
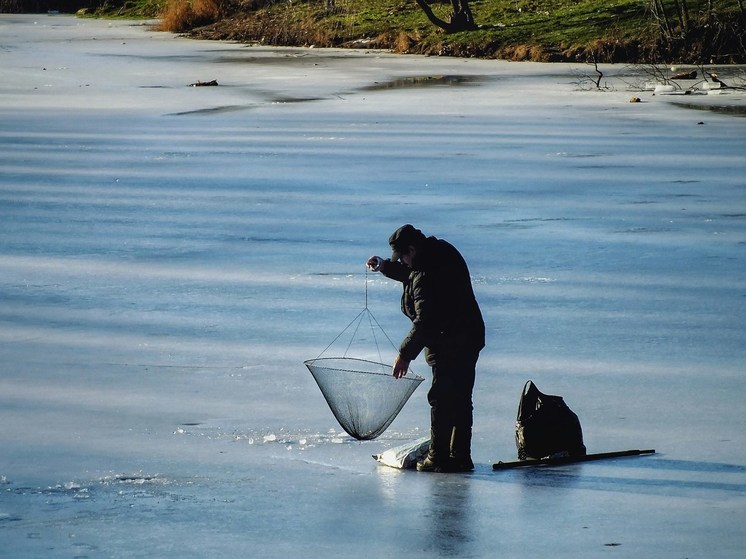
[1,14,745,558]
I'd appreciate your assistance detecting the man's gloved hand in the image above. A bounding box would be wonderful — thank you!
[392,354,410,379]
[366,255,383,272]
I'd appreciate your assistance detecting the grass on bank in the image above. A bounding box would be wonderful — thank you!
[156,0,653,49]
[70,0,746,63]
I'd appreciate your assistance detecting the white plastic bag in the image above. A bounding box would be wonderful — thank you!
[373,437,430,469]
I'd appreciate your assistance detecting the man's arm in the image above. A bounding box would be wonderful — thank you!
[367,256,410,283]
[379,259,410,283]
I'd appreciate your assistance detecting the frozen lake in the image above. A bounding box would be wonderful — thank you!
[1,14,745,558]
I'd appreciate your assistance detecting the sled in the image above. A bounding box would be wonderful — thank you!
[492,448,655,470]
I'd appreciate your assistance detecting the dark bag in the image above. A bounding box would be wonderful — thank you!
[515,380,586,460]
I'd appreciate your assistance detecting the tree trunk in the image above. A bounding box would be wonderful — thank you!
[414,0,478,33]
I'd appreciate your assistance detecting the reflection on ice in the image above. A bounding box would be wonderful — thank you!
[495,461,746,497]
[360,74,491,91]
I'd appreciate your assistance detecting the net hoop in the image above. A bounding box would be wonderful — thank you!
[304,357,424,381]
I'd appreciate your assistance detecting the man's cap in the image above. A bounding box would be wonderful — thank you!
[389,224,425,261]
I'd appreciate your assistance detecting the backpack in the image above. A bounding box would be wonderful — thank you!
[515,380,586,460]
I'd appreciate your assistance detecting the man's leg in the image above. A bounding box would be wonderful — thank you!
[417,368,453,471]
[449,353,477,471]
[418,354,477,472]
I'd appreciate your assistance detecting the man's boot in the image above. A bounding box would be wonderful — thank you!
[448,425,474,472]
[416,427,451,472]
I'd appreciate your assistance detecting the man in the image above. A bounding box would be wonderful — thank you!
[367,224,485,472]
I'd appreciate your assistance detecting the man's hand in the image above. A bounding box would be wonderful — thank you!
[392,354,410,379]
[366,255,383,272]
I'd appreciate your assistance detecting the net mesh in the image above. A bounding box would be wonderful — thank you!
[305,357,424,440]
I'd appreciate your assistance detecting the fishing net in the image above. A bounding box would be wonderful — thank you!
[304,271,424,440]
[305,357,424,440]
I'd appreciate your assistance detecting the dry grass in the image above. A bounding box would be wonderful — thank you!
[158,0,223,33]
[393,31,413,53]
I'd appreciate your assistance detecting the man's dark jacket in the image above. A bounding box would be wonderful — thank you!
[382,235,485,366]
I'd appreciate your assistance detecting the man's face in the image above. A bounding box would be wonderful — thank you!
[400,245,416,268]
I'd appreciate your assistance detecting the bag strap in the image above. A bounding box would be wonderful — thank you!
[522,380,535,397]
[516,380,536,420]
